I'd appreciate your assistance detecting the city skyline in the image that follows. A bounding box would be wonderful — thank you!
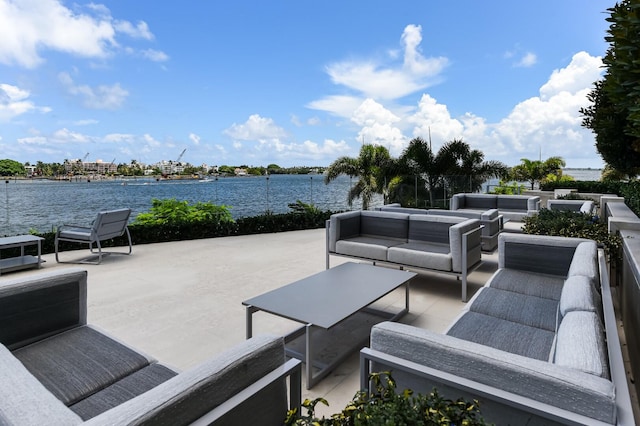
[0,1,612,168]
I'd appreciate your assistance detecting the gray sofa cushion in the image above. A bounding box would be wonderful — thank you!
[407,214,459,244]
[335,237,402,261]
[446,312,555,361]
[468,287,558,332]
[555,311,609,379]
[487,268,565,300]
[387,242,451,271]
[559,275,602,318]
[567,241,599,288]
[360,211,409,239]
[13,325,153,406]
[371,322,616,424]
[70,363,178,420]
[0,343,82,425]
[329,210,361,252]
[464,194,497,209]
[496,195,529,210]
[85,334,286,426]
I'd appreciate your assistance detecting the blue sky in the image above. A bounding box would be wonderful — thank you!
[0,1,612,168]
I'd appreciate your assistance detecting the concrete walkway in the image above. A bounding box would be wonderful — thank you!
[5,228,499,417]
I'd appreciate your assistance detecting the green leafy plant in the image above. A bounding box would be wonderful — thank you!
[132,198,234,226]
[490,180,525,195]
[285,372,488,426]
[288,200,321,214]
[522,208,622,261]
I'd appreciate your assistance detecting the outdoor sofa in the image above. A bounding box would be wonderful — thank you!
[378,203,503,252]
[326,210,482,301]
[547,199,596,215]
[0,268,301,425]
[360,233,634,425]
[451,193,540,222]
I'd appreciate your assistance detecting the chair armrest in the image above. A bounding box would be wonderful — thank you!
[0,269,87,349]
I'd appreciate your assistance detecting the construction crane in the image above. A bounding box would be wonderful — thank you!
[176,148,186,165]
[82,153,89,162]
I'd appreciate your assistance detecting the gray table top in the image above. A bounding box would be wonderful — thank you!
[243,262,416,329]
[0,235,44,245]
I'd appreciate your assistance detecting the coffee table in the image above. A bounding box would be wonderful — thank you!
[242,262,416,388]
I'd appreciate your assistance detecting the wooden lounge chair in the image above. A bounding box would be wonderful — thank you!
[55,208,132,264]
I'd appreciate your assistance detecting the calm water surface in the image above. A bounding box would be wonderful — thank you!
[0,174,379,236]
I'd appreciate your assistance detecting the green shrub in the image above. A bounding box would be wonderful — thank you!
[522,209,622,261]
[133,198,234,226]
[285,372,488,426]
[490,180,525,195]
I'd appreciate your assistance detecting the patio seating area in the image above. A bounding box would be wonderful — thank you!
[2,225,638,423]
[2,228,501,419]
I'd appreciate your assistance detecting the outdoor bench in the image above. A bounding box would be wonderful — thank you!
[361,232,634,425]
[326,210,482,301]
[451,193,540,222]
[0,268,301,425]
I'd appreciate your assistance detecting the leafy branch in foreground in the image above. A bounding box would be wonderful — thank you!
[285,372,488,426]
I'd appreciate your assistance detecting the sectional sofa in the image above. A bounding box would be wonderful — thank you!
[360,233,634,425]
[547,199,596,215]
[326,210,482,301]
[378,204,503,251]
[0,268,301,425]
[451,193,540,222]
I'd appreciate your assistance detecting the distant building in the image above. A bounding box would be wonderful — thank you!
[64,159,117,174]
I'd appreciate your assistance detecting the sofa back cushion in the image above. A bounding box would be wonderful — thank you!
[0,269,87,349]
[555,311,609,379]
[496,195,529,210]
[464,194,497,209]
[329,211,361,252]
[360,211,409,240]
[559,275,602,319]
[407,215,462,244]
[0,343,82,425]
[567,241,599,288]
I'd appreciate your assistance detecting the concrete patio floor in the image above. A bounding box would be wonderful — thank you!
[6,228,500,418]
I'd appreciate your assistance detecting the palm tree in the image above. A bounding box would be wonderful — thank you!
[510,157,565,189]
[391,138,508,207]
[439,139,508,193]
[324,144,394,209]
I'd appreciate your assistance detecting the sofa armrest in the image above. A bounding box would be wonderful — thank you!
[450,194,465,210]
[366,322,616,424]
[498,233,589,276]
[0,268,87,349]
[85,335,297,426]
[527,196,541,214]
[449,219,482,273]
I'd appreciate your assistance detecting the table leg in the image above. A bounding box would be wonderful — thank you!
[37,240,42,269]
[305,323,312,389]
[245,305,258,339]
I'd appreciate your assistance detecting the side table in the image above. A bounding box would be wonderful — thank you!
[0,235,45,276]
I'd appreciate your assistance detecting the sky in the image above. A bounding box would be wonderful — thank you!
[0,1,614,169]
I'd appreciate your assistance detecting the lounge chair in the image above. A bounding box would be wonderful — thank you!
[55,208,133,264]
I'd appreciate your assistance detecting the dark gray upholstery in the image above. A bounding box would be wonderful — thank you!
[502,241,576,276]
[465,194,497,209]
[13,325,152,405]
[468,287,558,331]
[407,216,452,244]
[360,211,409,239]
[487,268,565,300]
[70,364,178,420]
[447,312,555,361]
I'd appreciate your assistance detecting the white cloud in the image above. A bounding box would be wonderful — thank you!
[539,51,602,100]
[114,20,153,40]
[59,72,129,110]
[307,95,364,118]
[515,52,537,68]
[224,114,287,141]
[324,24,448,100]
[189,133,201,145]
[141,49,169,62]
[73,119,99,126]
[104,133,135,143]
[0,83,49,121]
[0,0,161,68]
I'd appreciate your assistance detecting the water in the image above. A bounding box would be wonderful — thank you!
[0,175,381,236]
